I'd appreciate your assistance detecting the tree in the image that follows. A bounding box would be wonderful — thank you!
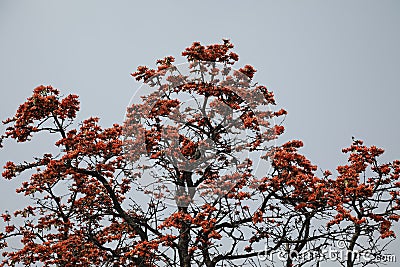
[0,40,399,267]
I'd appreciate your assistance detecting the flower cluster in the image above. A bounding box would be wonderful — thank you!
[182,39,239,64]
[1,85,79,145]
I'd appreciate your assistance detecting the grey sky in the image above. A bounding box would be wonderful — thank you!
[1,1,399,266]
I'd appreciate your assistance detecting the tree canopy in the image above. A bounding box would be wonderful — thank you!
[1,40,399,267]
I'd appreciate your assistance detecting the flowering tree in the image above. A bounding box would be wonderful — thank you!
[0,40,399,267]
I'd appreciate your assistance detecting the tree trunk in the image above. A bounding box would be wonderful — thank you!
[177,171,193,267]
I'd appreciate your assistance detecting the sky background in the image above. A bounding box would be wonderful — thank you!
[0,1,399,266]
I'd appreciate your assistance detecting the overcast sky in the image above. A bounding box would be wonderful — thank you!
[1,1,399,266]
